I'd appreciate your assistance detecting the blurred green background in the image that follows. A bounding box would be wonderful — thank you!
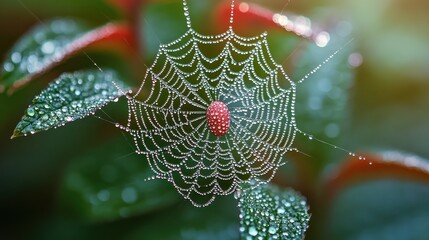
[1,0,429,239]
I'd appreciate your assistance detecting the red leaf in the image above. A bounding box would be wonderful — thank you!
[325,151,429,201]
[8,23,137,93]
[215,1,319,40]
[216,2,276,33]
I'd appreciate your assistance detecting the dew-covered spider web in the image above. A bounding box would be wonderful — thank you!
[115,0,361,207]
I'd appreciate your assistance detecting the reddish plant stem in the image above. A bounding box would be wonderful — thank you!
[8,23,137,94]
[324,152,429,202]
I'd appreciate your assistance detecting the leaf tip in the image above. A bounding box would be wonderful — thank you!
[10,130,22,139]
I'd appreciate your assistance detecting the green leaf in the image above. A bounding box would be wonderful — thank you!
[239,180,310,239]
[12,69,129,138]
[1,19,90,91]
[1,19,135,93]
[60,137,180,222]
[325,179,429,240]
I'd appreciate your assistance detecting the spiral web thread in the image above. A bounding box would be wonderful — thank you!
[117,0,351,207]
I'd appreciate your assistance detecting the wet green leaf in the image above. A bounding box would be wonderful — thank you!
[12,69,129,138]
[1,19,90,91]
[239,181,310,239]
[60,137,180,222]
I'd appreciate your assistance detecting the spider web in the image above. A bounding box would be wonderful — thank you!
[117,0,341,207]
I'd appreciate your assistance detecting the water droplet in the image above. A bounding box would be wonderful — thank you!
[234,189,241,199]
[325,123,340,138]
[308,96,321,110]
[315,31,330,48]
[41,41,55,54]
[239,3,250,13]
[3,62,14,72]
[11,52,22,63]
[248,226,258,236]
[27,107,35,117]
[97,190,110,202]
[348,52,363,68]
[27,55,37,64]
[121,187,138,204]
[268,225,278,234]
[71,102,78,108]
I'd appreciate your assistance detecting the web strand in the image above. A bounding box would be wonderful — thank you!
[119,4,366,206]
[182,0,192,29]
[297,39,354,85]
[229,0,236,29]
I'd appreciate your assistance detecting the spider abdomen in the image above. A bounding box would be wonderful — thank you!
[206,101,230,137]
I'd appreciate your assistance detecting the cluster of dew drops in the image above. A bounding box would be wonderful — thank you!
[237,181,310,239]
